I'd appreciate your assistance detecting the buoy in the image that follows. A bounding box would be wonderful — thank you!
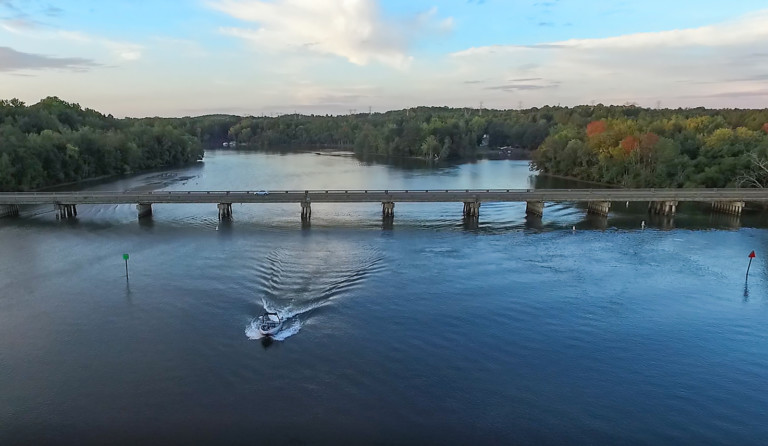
[572,225,576,231]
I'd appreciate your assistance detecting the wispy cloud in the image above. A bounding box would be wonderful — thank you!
[209,0,452,68]
[450,10,768,107]
[1,17,41,32]
[44,5,63,17]
[2,23,143,61]
[0,46,98,72]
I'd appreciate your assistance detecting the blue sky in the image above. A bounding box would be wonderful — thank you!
[1,0,767,116]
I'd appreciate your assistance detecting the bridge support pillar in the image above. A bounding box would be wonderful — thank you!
[587,201,611,217]
[55,204,77,219]
[301,200,311,221]
[218,203,233,220]
[136,203,153,219]
[526,201,544,218]
[712,201,744,216]
[463,201,481,218]
[0,204,19,218]
[382,202,395,218]
[649,201,678,216]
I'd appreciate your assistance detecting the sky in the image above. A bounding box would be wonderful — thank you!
[1,0,767,117]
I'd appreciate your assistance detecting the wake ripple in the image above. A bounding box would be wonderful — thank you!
[245,246,384,341]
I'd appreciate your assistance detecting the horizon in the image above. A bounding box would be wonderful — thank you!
[2,0,768,118]
[7,97,767,120]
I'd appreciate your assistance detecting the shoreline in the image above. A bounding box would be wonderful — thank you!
[36,160,203,192]
[536,172,621,188]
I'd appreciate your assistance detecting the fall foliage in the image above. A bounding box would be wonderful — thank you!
[620,136,640,154]
[587,120,607,137]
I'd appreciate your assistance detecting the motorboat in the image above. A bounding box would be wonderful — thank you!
[257,312,282,336]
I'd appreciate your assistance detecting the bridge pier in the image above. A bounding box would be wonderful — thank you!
[463,201,481,218]
[711,201,744,215]
[301,200,311,221]
[649,201,678,216]
[382,201,395,218]
[55,204,77,219]
[526,201,544,218]
[136,203,153,219]
[0,204,19,218]
[217,203,233,220]
[587,201,611,217]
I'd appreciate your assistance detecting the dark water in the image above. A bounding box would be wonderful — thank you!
[2,151,768,445]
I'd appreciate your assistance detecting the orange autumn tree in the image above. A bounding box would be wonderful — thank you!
[762,122,768,134]
[620,135,640,154]
[586,120,607,137]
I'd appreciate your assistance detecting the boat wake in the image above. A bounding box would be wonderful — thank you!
[245,245,384,341]
[245,314,301,341]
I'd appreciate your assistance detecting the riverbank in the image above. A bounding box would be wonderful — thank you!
[536,172,621,188]
[37,160,204,192]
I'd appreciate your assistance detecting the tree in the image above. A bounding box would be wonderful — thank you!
[420,135,440,159]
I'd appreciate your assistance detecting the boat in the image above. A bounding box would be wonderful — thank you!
[257,312,282,336]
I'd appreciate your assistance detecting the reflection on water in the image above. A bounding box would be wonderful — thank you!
[3,151,768,445]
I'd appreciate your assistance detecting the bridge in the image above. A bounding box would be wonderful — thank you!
[0,188,765,220]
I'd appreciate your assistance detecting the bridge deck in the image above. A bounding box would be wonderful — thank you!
[0,189,767,205]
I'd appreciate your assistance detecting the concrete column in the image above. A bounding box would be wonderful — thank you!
[648,201,678,216]
[217,203,233,220]
[711,201,745,216]
[136,203,153,219]
[382,201,395,218]
[463,201,481,218]
[301,200,312,221]
[55,204,77,219]
[587,201,611,217]
[0,204,19,218]
[526,201,544,218]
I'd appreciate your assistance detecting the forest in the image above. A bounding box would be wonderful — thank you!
[0,97,204,191]
[531,106,768,188]
[214,105,768,188]
[1,97,768,191]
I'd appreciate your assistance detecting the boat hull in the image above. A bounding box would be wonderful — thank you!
[258,322,282,337]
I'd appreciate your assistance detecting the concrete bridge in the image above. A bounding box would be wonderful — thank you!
[0,188,765,221]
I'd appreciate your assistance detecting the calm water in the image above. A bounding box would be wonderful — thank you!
[1,151,768,445]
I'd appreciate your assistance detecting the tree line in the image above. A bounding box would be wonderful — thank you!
[0,97,204,191]
[531,105,768,188]
[2,97,768,191]
[222,107,552,160]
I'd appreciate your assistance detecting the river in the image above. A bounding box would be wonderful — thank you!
[1,150,767,445]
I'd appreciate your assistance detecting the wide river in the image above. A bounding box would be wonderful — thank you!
[2,151,768,445]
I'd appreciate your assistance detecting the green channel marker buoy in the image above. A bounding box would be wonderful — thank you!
[123,253,129,279]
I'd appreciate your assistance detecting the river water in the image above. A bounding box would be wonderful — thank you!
[1,151,768,445]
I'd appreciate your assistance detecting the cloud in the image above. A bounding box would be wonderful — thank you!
[44,5,63,17]
[455,10,768,56]
[449,10,768,108]
[486,80,559,92]
[0,17,41,32]
[210,0,451,68]
[0,46,98,72]
[2,24,143,62]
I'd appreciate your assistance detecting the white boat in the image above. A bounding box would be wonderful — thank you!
[258,312,282,336]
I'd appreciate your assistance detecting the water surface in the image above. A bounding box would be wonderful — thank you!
[1,151,767,445]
